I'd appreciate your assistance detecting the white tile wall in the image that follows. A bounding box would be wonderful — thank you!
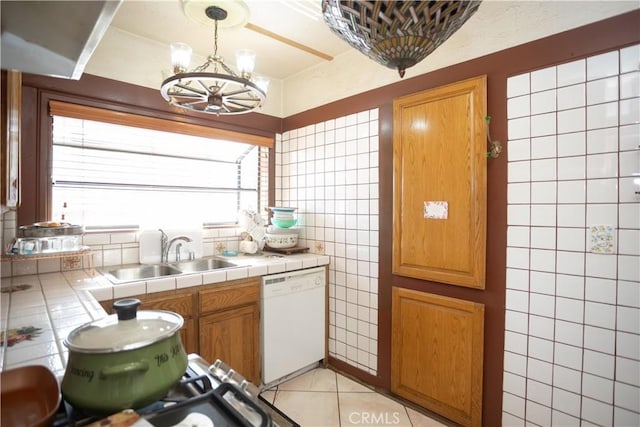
[1,210,17,252]
[276,109,380,375]
[504,45,640,426]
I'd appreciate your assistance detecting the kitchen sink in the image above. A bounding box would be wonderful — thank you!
[171,258,237,273]
[101,257,239,284]
[103,264,183,283]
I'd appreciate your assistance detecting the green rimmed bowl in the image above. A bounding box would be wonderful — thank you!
[271,218,297,228]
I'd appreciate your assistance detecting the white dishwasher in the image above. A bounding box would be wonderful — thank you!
[261,266,326,385]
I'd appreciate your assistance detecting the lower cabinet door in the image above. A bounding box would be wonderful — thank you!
[199,303,260,384]
[391,287,484,427]
[101,291,198,355]
[180,318,197,355]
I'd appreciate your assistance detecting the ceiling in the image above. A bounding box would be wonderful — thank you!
[4,1,639,117]
[103,0,348,80]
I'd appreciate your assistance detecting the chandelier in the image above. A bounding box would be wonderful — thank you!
[322,0,481,78]
[160,5,268,115]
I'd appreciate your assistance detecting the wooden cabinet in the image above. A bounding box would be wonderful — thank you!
[98,276,261,384]
[391,287,484,427]
[100,289,198,355]
[392,75,487,289]
[198,277,260,384]
[138,291,198,355]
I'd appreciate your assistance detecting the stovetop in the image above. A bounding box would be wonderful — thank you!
[53,354,299,427]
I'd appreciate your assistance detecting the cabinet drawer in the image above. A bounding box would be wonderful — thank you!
[139,292,194,318]
[199,279,259,314]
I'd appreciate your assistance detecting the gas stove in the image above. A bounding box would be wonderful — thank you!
[53,354,299,427]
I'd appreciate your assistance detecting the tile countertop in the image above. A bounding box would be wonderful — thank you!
[0,252,330,377]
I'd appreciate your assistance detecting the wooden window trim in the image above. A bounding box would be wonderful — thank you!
[49,100,273,148]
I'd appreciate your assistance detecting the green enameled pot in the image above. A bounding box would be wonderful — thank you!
[61,299,187,414]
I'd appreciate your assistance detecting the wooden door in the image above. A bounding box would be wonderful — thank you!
[199,304,260,384]
[138,291,198,354]
[180,318,197,356]
[392,75,487,288]
[101,290,198,355]
[391,287,484,427]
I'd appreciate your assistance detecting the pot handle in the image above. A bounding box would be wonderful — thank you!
[100,361,149,378]
[113,298,141,321]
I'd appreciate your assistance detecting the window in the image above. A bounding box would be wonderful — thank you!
[50,104,270,229]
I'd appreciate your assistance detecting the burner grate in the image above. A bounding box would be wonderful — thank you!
[52,355,298,427]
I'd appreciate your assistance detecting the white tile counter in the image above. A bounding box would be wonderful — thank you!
[0,252,330,377]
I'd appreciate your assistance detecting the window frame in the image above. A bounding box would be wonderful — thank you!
[46,100,273,230]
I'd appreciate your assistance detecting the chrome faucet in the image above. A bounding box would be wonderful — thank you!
[175,243,183,262]
[159,229,168,262]
[159,229,193,263]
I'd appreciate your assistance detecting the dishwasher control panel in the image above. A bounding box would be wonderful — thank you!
[262,266,326,298]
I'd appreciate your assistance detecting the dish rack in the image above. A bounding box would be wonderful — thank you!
[8,223,85,255]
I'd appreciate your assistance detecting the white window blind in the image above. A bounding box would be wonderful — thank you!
[51,115,269,229]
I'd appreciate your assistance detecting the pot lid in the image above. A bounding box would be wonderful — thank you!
[64,299,184,353]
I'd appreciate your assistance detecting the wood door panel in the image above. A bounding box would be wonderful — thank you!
[199,278,260,314]
[393,75,486,288]
[109,289,199,356]
[137,291,198,354]
[398,93,473,272]
[391,287,484,427]
[138,292,194,317]
[180,318,197,355]
[199,304,260,384]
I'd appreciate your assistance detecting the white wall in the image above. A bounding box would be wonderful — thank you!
[0,226,246,278]
[503,45,640,426]
[282,3,639,117]
[276,109,380,375]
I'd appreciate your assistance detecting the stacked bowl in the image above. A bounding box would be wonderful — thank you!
[265,207,298,249]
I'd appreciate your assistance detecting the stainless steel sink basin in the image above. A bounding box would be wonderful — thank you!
[103,264,183,283]
[172,258,237,273]
[101,257,239,284]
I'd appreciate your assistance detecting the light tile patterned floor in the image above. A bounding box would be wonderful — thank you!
[260,368,452,427]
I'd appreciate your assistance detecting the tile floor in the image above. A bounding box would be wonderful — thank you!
[260,368,452,427]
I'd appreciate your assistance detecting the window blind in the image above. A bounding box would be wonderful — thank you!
[49,100,273,147]
[50,109,270,229]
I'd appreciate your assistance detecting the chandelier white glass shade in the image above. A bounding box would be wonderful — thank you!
[170,42,192,74]
[160,5,268,115]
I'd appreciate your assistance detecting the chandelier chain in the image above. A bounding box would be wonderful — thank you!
[190,16,239,76]
[212,18,220,73]
[214,18,219,58]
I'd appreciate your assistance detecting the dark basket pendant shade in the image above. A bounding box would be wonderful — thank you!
[322,0,482,77]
